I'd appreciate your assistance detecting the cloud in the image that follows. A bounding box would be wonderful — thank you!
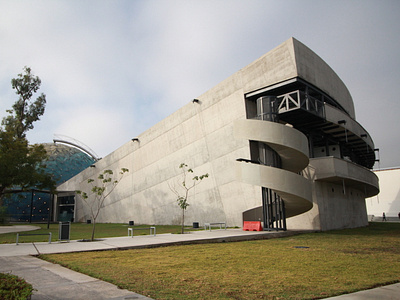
[1,0,400,168]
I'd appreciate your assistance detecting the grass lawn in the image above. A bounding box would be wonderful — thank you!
[40,222,400,300]
[0,223,198,244]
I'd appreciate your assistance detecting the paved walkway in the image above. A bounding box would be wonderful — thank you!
[0,255,152,300]
[0,226,399,299]
[0,228,300,256]
[0,225,40,234]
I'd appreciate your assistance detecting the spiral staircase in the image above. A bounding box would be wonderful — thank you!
[234,80,379,231]
[234,102,313,230]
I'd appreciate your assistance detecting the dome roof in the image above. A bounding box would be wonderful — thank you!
[41,143,96,185]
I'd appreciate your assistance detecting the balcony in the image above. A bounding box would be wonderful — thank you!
[234,119,309,172]
[309,156,379,197]
[274,90,376,169]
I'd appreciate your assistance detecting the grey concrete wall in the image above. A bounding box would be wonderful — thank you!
[292,38,355,118]
[315,181,369,230]
[367,168,400,219]
[286,174,369,231]
[58,72,262,227]
[57,37,375,231]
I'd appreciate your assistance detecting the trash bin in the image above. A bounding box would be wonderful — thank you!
[129,221,134,226]
[193,222,199,228]
[59,221,71,242]
[86,219,91,224]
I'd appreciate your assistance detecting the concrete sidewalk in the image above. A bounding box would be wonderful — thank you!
[0,228,300,256]
[325,283,400,299]
[0,225,40,234]
[0,255,152,300]
[1,227,399,299]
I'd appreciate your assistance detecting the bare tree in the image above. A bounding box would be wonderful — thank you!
[170,163,208,234]
[76,168,129,240]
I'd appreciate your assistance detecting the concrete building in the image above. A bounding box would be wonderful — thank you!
[366,168,400,222]
[4,142,96,223]
[57,37,379,231]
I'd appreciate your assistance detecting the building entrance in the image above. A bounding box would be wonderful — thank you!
[262,187,286,231]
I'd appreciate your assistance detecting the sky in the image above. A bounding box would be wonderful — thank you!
[0,0,399,169]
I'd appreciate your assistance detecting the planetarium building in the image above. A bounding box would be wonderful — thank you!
[58,38,379,231]
[4,142,96,222]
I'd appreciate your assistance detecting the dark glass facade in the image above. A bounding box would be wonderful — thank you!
[4,143,95,222]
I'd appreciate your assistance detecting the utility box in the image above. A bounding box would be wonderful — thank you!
[59,221,71,242]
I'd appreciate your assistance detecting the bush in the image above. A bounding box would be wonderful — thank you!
[0,273,33,300]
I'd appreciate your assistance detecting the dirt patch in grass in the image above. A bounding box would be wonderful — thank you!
[41,223,400,300]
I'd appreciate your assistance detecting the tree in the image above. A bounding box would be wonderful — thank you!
[0,131,54,197]
[76,168,129,241]
[170,163,208,234]
[3,66,46,139]
[0,67,54,206]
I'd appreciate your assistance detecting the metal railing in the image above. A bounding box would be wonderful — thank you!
[276,90,325,118]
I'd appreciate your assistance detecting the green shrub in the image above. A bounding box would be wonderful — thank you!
[0,273,33,300]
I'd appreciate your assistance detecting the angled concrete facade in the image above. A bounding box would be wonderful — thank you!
[57,38,379,231]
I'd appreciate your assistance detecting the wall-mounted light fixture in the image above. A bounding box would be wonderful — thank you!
[132,138,139,142]
[361,134,367,138]
[192,99,200,103]
[338,120,346,125]
[90,165,96,168]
